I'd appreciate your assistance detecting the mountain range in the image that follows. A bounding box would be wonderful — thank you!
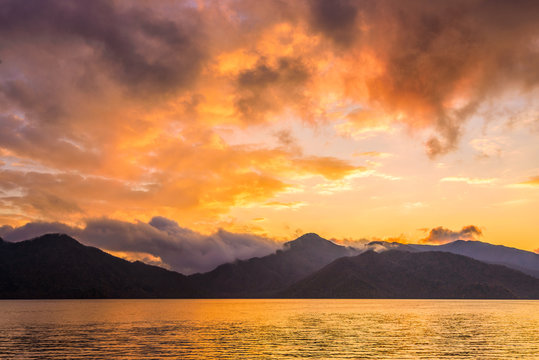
[190,233,357,297]
[1,233,538,299]
[409,240,539,278]
[281,250,539,299]
[0,234,202,298]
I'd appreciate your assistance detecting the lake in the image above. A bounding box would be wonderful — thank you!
[0,299,537,359]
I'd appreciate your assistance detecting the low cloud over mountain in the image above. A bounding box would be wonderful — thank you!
[420,225,482,244]
[0,217,279,275]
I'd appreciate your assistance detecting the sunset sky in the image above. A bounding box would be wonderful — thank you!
[0,0,538,271]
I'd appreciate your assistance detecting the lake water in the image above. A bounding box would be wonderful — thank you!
[0,299,537,359]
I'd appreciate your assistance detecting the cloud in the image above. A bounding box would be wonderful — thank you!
[353,151,393,158]
[273,129,299,151]
[509,176,539,188]
[470,137,505,158]
[420,225,483,244]
[0,217,281,275]
[0,0,205,94]
[0,221,76,242]
[235,56,312,123]
[0,0,538,232]
[262,201,307,210]
[307,0,539,156]
[307,0,361,48]
[440,177,496,185]
[403,202,425,210]
[0,143,362,224]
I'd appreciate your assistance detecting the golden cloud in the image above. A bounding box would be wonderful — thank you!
[513,176,539,188]
[0,0,538,230]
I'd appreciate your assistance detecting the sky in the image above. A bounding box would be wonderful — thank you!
[0,0,538,272]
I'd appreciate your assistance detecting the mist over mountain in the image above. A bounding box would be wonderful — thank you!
[0,218,280,275]
[409,240,539,278]
[281,250,539,299]
[352,239,539,278]
[1,232,538,299]
[189,233,358,297]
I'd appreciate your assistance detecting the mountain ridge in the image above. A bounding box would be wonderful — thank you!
[1,232,538,299]
[409,239,539,278]
[0,233,203,299]
[281,250,539,299]
[189,232,358,297]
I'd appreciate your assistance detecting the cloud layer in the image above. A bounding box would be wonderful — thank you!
[0,217,280,275]
[420,225,483,244]
[0,0,538,246]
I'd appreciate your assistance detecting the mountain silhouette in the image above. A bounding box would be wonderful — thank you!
[281,250,539,299]
[410,240,539,278]
[189,233,358,297]
[2,233,538,299]
[0,234,203,299]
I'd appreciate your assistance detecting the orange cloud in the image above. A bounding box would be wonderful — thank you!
[440,177,496,185]
[1,0,538,234]
[420,225,483,244]
[517,176,539,187]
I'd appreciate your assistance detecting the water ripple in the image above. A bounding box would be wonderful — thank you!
[0,299,537,359]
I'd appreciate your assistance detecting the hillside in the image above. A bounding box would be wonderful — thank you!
[190,233,357,297]
[0,234,203,299]
[281,250,539,299]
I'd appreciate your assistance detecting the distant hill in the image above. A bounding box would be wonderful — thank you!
[2,233,538,299]
[189,233,358,297]
[0,234,203,299]
[281,250,539,299]
[409,240,539,278]
[364,241,419,252]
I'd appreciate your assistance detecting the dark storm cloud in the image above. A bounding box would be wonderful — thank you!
[0,0,537,241]
[0,217,280,275]
[82,217,279,274]
[421,225,483,244]
[0,0,205,93]
[308,0,364,47]
[307,0,539,156]
[235,57,311,122]
[0,222,77,242]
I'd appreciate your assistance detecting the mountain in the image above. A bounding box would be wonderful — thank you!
[281,250,539,299]
[189,233,358,297]
[364,241,419,252]
[409,240,539,278]
[0,234,203,299]
[2,232,538,299]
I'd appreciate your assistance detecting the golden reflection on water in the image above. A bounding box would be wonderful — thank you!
[0,299,538,359]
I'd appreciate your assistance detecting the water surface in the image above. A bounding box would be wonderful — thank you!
[0,299,537,359]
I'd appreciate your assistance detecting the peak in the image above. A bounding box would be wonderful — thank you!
[360,249,379,256]
[285,233,336,249]
[30,233,81,245]
[297,233,324,241]
[446,239,482,246]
